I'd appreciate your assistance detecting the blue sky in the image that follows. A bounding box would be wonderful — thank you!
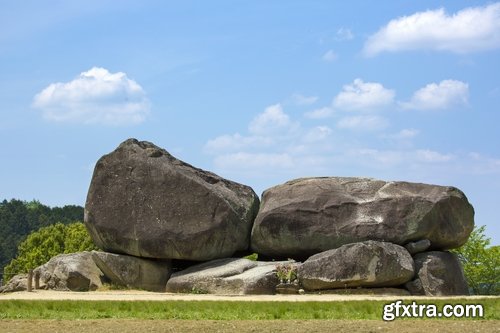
[1,1,499,244]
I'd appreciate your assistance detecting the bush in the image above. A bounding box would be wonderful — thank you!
[452,225,499,295]
[3,222,97,281]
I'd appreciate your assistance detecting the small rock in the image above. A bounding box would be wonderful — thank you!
[404,239,431,255]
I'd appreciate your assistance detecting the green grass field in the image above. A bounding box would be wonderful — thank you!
[0,299,498,320]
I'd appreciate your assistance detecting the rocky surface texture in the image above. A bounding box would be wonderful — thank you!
[34,252,104,291]
[3,140,474,297]
[85,139,259,261]
[405,251,469,296]
[251,177,474,259]
[91,251,172,292]
[298,241,415,290]
[166,258,282,295]
[0,274,28,293]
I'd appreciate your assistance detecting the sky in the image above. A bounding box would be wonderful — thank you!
[1,1,499,244]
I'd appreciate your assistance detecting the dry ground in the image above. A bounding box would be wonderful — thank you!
[0,319,498,333]
[1,289,497,302]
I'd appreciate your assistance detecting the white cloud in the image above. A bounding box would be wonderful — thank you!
[396,128,419,139]
[334,79,395,111]
[204,133,274,153]
[248,104,296,135]
[214,152,294,169]
[303,126,332,143]
[336,28,354,41]
[337,115,389,131]
[364,3,500,56]
[290,93,318,105]
[386,128,420,139]
[415,149,455,163]
[322,50,337,62]
[32,67,150,125]
[352,148,454,166]
[401,80,469,110]
[304,107,334,119]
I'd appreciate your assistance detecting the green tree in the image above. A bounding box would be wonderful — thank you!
[3,222,97,281]
[0,199,84,273]
[452,225,499,295]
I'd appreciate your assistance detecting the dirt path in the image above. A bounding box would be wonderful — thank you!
[1,290,497,302]
[0,319,498,333]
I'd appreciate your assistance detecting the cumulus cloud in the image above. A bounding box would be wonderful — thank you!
[214,152,294,169]
[303,126,333,143]
[304,107,334,119]
[290,93,318,105]
[401,80,469,110]
[322,50,338,62]
[385,128,420,140]
[32,67,150,125]
[334,79,395,111]
[337,115,389,131]
[204,133,274,154]
[336,27,354,41]
[248,104,297,135]
[364,3,500,56]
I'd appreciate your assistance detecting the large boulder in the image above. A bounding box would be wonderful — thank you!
[85,139,260,261]
[165,258,283,295]
[34,252,103,291]
[298,241,415,290]
[91,251,172,292]
[405,251,469,296]
[251,177,474,259]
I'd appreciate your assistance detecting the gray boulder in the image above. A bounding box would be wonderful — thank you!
[298,241,415,290]
[85,139,260,261]
[34,252,103,291]
[165,258,284,295]
[0,274,28,293]
[91,251,172,292]
[404,239,431,255]
[407,251,469,296]
[251,177,474,258]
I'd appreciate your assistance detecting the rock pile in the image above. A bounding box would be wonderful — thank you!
[1,139,474,296]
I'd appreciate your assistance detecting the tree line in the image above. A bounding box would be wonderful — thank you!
[0,199,84,277]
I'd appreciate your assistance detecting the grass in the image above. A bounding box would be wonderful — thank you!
[0,299,498,320]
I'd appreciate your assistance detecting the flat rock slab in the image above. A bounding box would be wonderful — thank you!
[406,251,469,296]
[85,139,259,261]
[91,251,172,292]
[298,241,415,290]
[251,177,474,259]
[165,258,284,295]
[0,274,28,293]
[34,252,103,291]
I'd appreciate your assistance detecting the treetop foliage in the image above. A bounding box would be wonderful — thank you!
[0,199,84,275]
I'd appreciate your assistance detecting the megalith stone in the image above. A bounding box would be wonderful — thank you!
[91,251,172,292]
[85,139,260,261]
[406,251,469,296]
[298,241,415,290]
[34,252,103,291]
[251,177,474,259]
[165,258,283,295]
